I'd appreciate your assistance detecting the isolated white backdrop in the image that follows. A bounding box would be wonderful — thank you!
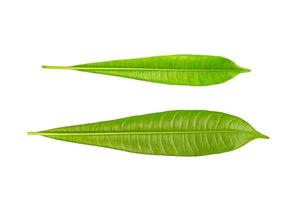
[0,0,291,199]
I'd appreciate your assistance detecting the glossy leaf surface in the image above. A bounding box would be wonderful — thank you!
[29,110,268,156]
[43,55,250,86]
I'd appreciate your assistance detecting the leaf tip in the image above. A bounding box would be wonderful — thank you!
[257,132,269,139]
[239,67,251,73]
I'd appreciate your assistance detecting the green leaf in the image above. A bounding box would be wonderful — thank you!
[43,55,250,86]
[28,110,268,156]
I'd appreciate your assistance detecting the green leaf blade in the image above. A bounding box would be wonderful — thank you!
[43,55,250,86]
[29,110,268,156]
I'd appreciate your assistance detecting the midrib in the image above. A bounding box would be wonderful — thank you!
[73,67,243,72]
[28,130,255,136]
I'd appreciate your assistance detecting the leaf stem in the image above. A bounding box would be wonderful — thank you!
[42,66,73,70]
[27,132,39,135]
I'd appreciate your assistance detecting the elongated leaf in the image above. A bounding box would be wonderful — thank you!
[43,55,250,86]
[28,110,268,156]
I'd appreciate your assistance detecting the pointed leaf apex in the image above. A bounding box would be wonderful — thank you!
[239,67,251,73]
[257,132,269,139]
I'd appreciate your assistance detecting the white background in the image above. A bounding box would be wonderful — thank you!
[0,0,291,199]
